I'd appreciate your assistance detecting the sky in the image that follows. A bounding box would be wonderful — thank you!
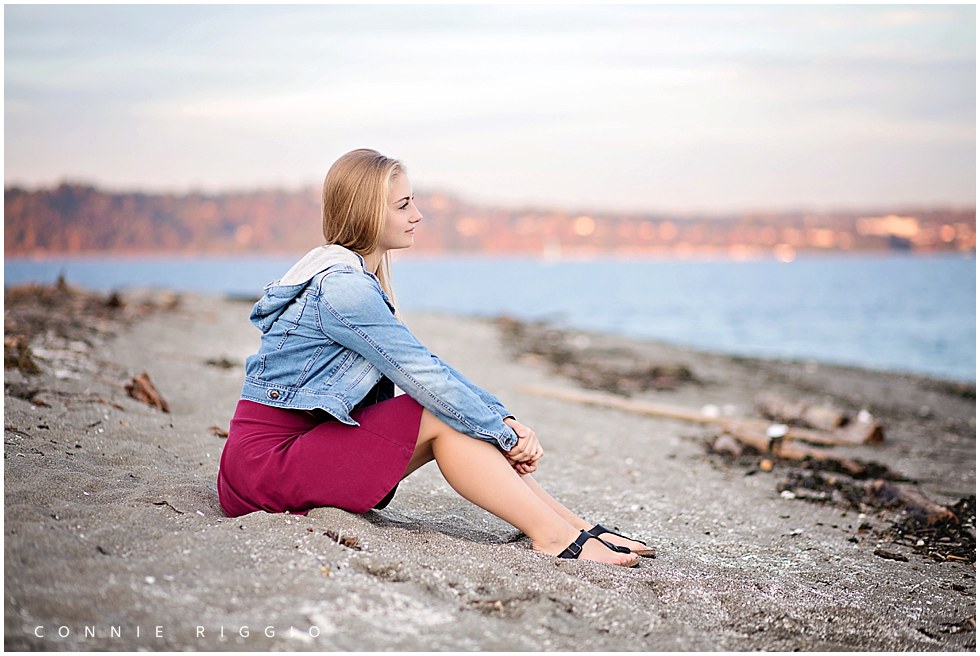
[4,3,976,213]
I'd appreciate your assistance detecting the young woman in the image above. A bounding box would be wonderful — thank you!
[217,149,654,567]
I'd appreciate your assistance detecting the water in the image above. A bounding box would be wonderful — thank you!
[5,253,975,383]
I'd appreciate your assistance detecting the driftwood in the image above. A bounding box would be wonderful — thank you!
[833,418,885,445]
[718,421,899,479]
[125,372,170,413]
[755,393,884,443]
[520,385,880,447]
[865,480,957,526]
[756,393,846,430]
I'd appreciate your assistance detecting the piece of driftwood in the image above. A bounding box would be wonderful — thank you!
[125,371,170,413]
[520,385,880,446]
[865,480,957,526]
[724,421,865,476]
[719,420,894,478]
[835,418,885,445]
[873,548,910,562]
[756,393,846,430]
[755,393,884,443]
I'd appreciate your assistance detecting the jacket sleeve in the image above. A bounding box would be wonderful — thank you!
[431,355,514,420]
[315,270,518,451]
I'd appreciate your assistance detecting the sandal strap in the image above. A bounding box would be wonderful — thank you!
[588,523,648,547]
[558,529,634,559]
[557,530,593,559]
[596,535,632,554]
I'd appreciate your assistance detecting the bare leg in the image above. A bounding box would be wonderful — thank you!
[519,473,649,553]
[401,431,434,479]
[518,473,591,529]
[408,409,637,567]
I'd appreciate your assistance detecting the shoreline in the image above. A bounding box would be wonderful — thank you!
[4,284,976,650]
[441,307,978,389]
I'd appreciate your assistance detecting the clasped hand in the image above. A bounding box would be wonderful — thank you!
[503,417,543,475]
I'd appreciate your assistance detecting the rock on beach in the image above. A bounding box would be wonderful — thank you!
[3,286,976,651]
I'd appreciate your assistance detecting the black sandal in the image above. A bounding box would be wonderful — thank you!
[587,523,657,558]
[558,529,639,567]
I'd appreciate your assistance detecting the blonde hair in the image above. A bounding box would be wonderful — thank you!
[321,148,403,305]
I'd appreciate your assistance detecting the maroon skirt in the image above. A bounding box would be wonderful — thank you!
[217,395,424,517]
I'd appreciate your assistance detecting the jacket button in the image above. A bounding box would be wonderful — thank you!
[268,390,280,400]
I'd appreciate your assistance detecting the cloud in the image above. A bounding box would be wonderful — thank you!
[4,4,975,210]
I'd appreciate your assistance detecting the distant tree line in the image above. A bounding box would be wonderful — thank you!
[4,182,975,256]
[4,183,326,254]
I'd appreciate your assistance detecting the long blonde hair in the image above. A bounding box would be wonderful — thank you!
[321,148,403,305]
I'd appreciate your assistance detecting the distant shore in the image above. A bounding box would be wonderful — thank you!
[6,246,977,261]
[4,283,976,650]
[5,182,976,257]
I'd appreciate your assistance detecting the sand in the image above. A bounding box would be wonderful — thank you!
[4,287,976,651]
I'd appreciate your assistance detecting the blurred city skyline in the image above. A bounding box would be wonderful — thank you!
[4,4,976,214]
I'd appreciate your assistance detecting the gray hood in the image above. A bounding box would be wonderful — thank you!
[250,245,364,332]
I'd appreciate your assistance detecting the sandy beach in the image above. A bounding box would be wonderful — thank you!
[4,284,976,651]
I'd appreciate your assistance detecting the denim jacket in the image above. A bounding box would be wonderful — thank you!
[241,245,517,450]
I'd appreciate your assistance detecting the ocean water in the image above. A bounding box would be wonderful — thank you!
[4,253,975,383]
